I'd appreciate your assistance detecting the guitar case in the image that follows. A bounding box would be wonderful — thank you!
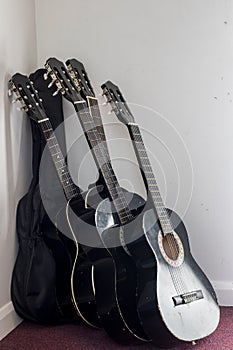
[11,69,81,324]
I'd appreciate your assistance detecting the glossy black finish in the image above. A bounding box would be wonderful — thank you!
[9,72,106,327]
[101,81,220,346]
[46,58,149,343]
[95,192,150,344]
[55,195,101,328]
[68,190,149,344]
[123,207,219,347]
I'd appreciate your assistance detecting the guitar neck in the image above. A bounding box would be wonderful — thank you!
[87,96,107,142]
[74,101,133,225]
[127,123,173,234]
[38,118,81,201]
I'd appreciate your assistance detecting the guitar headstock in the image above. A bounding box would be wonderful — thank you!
[66,58,95,99]
[44,57,84,103]
[101,81,135,125]
[8,73,47,122]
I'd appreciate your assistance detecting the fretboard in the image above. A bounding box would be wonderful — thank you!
[74,101,133,225]
[39,118,81,201]
[127,123,173,234]
[87,96,106,143]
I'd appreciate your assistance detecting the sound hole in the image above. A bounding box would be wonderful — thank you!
[162,234,179,260]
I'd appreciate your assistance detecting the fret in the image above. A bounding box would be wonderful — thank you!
[128,123,173,233]
[63,182,76,189]
[57,165,67,170]
[48,144,58,149]
[113,196,126,202]
[39,119,80,201]
[47,136,56,141]
[117,210,131,219]
[54,159,64,164]
[72,97,134,224]
[79,110,90,115]
[60,175,72,185]
[60,171,70,177]
[51,151,62,157]
[43,128,53,132]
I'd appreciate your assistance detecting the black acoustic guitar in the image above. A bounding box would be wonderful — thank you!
[9,73,105,328]
[44,57,150,344]
[101,81,220,347]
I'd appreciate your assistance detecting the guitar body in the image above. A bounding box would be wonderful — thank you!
[94,192,150,344]
[55,184,108,328]
[124,207,220,347]
[41,214,78,321]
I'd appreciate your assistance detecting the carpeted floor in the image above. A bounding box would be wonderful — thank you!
[0,307,232,350]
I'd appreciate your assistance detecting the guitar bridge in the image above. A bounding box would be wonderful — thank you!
[173,290,203,306]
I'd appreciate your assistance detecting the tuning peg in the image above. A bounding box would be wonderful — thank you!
[52,87,62,96]
[48,77,57,88]
[8,89,12,96]
[102,102,108,106]
[17,105,28,111]
[48,81,54,88]
[12,96,22,104]
[39,98,43,102]
[44,73,48,80]
[108,110,114,115]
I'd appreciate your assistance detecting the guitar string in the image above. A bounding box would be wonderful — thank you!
[105,91,187,295]
[40,90,133,226]
[103,91,181,275]
[88,100,135,223]
[132,124,188,295]
[130,123,187,295]
[40,119,80,200]
[41,120,79,199]
[87,105,133,223]
[132,126,185,294]
[73,101,134,226]
[101,93,183,289]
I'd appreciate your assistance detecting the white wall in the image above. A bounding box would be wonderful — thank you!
[0,0,37,340]
[35,0,233,305]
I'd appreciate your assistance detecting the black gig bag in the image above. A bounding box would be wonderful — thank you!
[11,69,78,324]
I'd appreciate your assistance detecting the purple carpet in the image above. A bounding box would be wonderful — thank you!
[1,307,232,350]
